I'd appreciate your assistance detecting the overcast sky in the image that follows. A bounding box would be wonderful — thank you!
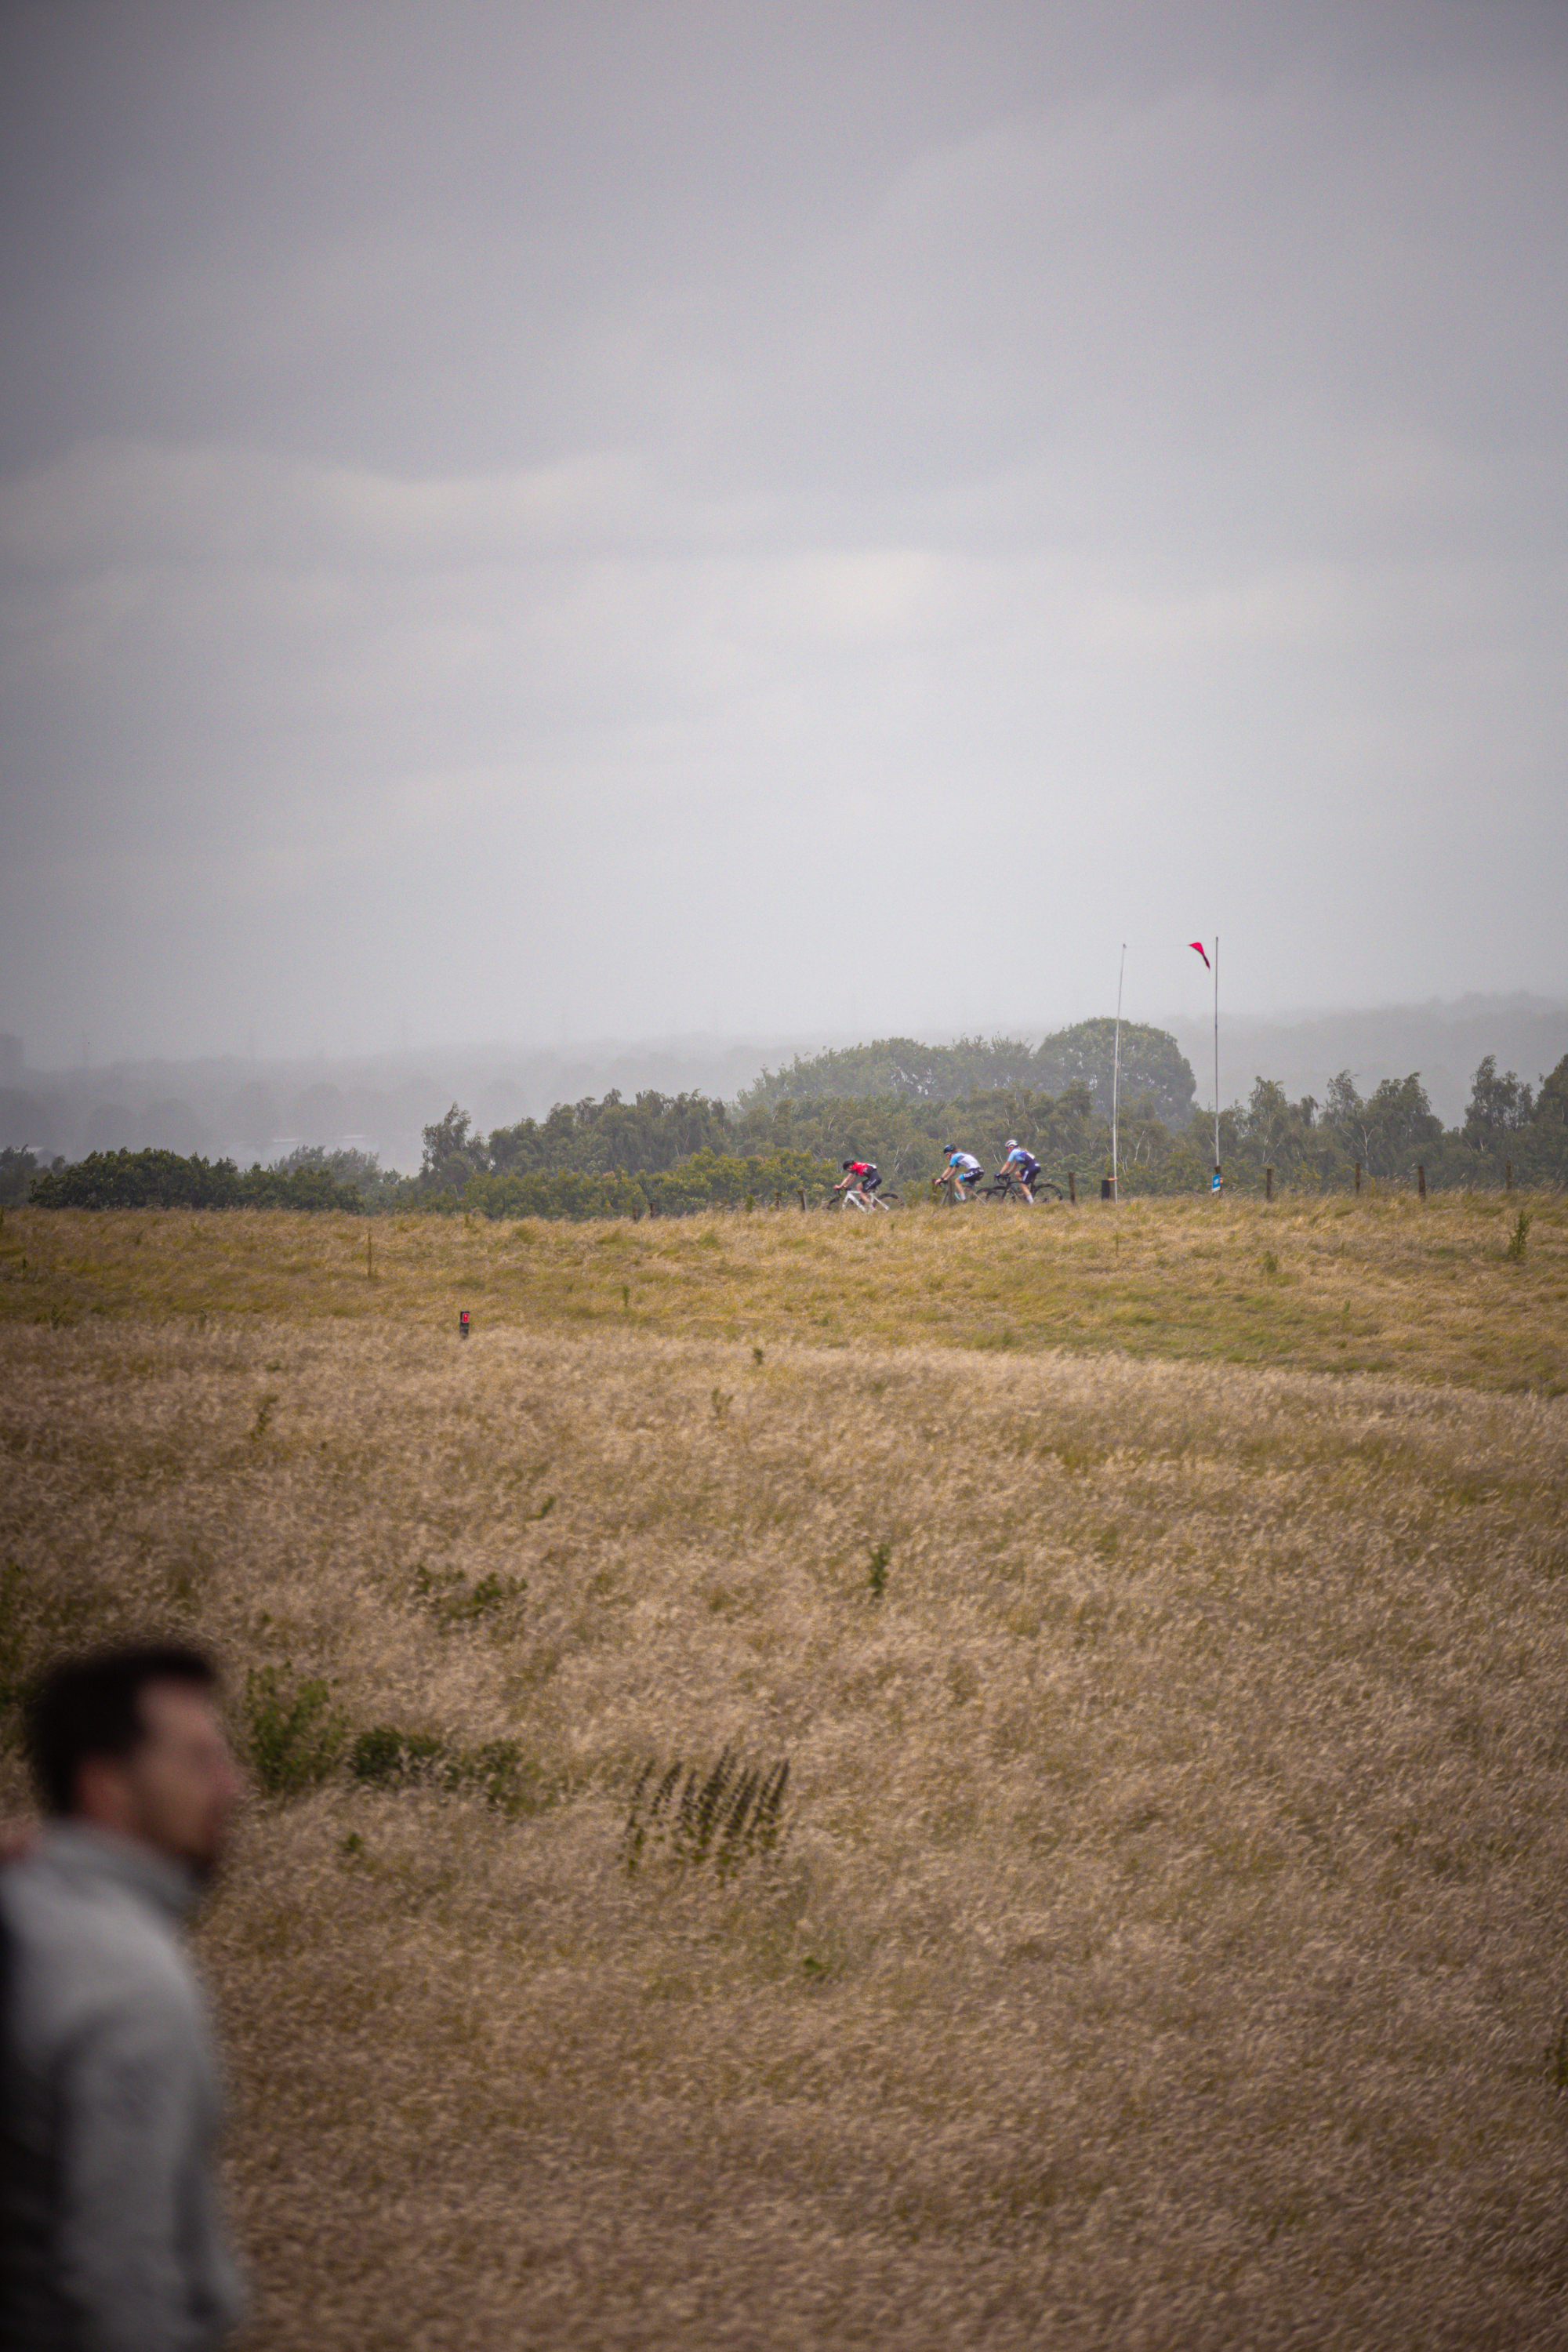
[2,0,1565,1066]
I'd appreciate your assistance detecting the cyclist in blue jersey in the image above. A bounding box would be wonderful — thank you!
[1000,1138,1041,1203]
[934,1144,983,1200]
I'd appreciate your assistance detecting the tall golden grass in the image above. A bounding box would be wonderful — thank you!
[4,1187,1566,1390]
[2,1197,1566,2347]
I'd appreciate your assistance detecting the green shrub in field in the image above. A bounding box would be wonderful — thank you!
[347,1723,534,1809]
[244,1665,347,1796]
[622,1749,790,1881]
[409,1561,527,1630]
[348,1724,443,1785]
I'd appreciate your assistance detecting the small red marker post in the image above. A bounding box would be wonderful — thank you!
[459,1309,470,1339]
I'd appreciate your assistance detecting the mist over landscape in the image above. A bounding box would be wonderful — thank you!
[3,0,1566,1073]
[2,994,1566,1177]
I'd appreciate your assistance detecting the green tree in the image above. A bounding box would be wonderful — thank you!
[1461,1054,1535,1152]
[1359,1075,1442,1178]
[419,1104,486,1195]
[0,1146,38,1207]
[1534,1054,1568,1134]
[739,1023,1196,1130]
[1240,1078,1298,1173]
[1030,1021,1196,1128]
[1236,1080,1339,1184]
[487,1090,730,1181]
[1323,1071,1373,1167]
[277,1143,402,1209]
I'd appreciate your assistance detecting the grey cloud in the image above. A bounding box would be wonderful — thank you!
[2,0,1566,1062]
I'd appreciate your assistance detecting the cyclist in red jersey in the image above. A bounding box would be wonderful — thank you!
[833,1159,882,1204]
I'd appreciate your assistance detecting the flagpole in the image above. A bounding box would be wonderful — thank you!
[1212,934,1220,1175]
[1112,942,1125,1198]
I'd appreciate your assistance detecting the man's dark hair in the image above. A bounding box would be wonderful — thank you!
[24,1644,220,1817]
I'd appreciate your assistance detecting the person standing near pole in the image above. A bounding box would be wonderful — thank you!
[0,1643,247,2350]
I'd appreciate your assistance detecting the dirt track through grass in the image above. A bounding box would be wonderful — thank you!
[2,1204,1567,2347]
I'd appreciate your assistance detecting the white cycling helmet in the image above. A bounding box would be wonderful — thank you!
[1005,1138,1018,1149]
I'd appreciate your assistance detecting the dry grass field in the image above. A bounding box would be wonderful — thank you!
[2,1193,1567,2348]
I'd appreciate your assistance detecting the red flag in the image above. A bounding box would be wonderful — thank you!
[1189,941,1210,970]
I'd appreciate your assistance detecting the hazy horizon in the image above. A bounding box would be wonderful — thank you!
[4,989,1564,1169]
[4,2,1566,1064]
[5,982,1566,1080]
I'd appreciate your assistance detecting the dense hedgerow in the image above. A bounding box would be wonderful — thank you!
[28,1148,366,1213]
[24,1041,1568,1221]
[450,1149,840,1221]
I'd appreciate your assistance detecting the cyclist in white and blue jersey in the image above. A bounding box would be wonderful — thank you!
[935,1144,983,1199]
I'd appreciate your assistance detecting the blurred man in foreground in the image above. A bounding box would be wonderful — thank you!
[0,1643,246,2350]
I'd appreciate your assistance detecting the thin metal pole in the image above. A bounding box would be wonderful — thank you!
[1212,935,1220,1173]
[1112,942,1125,1193]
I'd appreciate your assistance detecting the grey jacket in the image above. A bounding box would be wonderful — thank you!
[0,1824,245,2351]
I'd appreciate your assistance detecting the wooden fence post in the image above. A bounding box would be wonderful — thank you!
[799,1188,807,1213]
[1265,1165,1273,1202]
[1417,1164,1426,1199]
[1354,1162,1362,1196]
[1505,1159,1513,1192]
[1068,1171,1076,1204]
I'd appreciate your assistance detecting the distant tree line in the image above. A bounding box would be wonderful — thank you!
[1220,1051,1568,1190]
[16,1029,1567,1217]
[403,1038,1568,1211]
[22,1146,370,1213]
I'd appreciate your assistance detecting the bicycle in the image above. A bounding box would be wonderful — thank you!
[829,1181,898,1212]
[931,1168,981,1207]
[978,1167,1064,1203]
